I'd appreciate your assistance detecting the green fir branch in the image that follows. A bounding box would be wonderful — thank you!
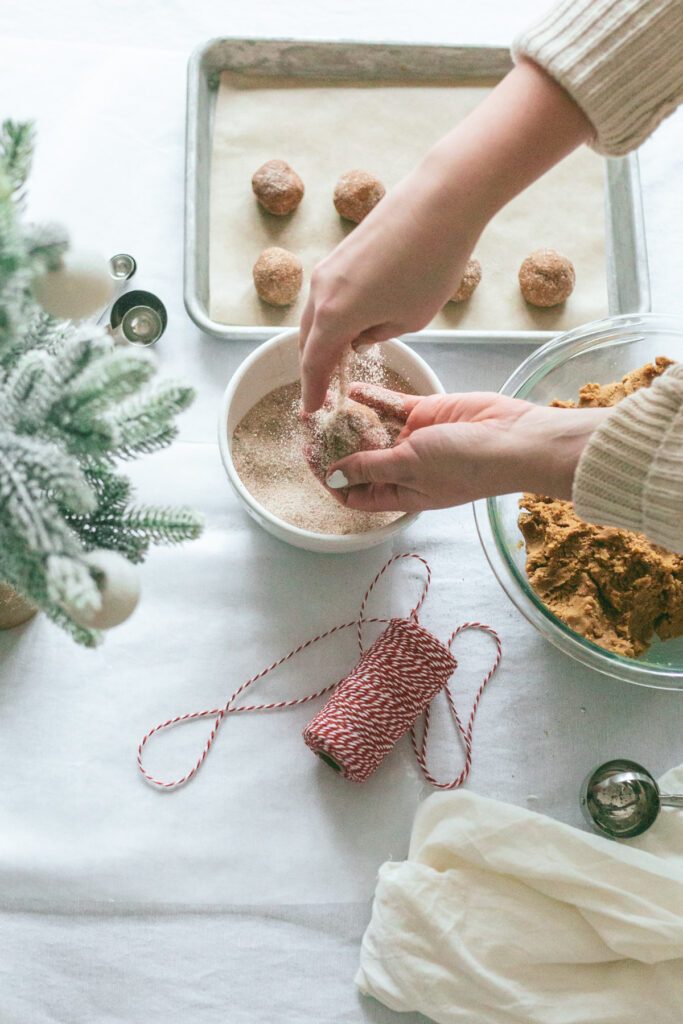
[0,121,202,645]
[23,222,68,272]
[42,602,103,648]
[120,505,205,546]
[0,121,34,192]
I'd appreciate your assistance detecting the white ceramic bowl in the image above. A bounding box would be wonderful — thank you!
[218,328,445,553]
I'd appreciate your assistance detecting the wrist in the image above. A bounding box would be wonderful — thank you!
[420,59,593,226]
[503,406,611,500]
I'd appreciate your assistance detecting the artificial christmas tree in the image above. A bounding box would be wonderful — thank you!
[0,120,203,645]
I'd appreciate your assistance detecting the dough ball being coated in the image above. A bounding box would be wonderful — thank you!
[333,170,385,223]
[449,257,482,303]
[253,247,303,307]
[251,159,305,216]
[518,249,575,307]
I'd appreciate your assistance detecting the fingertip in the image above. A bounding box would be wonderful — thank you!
[347,382,419,423]
[352,340,374,354]
[301,382,326,414]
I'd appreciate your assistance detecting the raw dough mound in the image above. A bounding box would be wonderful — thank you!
[333,170,385,223]
[450,257,482,303]
[251,159,304,216]
[518,249,575,307]
[519,495,683,658]
[518,357,682,658]
[573,356,674,407]
[253,247,303,307]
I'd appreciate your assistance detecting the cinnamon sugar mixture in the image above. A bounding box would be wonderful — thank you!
[231,352,417,535]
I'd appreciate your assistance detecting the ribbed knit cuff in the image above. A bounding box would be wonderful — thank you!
[512,0,683,156]
[573,363,683,553]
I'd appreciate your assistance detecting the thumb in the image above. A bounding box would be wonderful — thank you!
[325,444,408,489]
[324,443,425,513]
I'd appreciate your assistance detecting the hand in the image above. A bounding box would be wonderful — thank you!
[298,59,592,413]
[324,386,611,512]
[298,164,483,412]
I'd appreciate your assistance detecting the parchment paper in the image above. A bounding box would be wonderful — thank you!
[209,73,608,333]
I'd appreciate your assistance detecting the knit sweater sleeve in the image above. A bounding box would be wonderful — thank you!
[512,0,683,156]
[572,363,683,553]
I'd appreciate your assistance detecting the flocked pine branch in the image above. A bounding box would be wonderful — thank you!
[0,120,34,194]
[0,119,203,645]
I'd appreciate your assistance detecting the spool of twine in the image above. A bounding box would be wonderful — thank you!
[138,553,501,791]
[302,617,457,782]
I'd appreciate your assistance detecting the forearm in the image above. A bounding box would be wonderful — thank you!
[298,58,593,413]
[513,0,683,156]
[495,405,611,501]
[407,58,593,237]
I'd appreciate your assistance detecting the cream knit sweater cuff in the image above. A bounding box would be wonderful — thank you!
[512,0,683,155]
[573,363,683,553]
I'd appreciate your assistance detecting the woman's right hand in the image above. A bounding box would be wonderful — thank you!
[297,158,483,413]
[298,59,593,414]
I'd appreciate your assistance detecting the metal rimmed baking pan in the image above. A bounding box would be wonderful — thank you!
[184,37,650,344]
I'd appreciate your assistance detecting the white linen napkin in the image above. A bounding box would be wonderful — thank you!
[356,765,683,1024]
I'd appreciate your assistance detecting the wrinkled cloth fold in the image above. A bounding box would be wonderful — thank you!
[357,765,683,1024]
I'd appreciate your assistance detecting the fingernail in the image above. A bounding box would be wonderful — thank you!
[354,342,373,354]
[326,470,349,489]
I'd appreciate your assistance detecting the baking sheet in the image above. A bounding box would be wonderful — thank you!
[209,73,608,333]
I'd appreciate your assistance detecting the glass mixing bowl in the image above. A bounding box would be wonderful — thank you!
[473,313,683,690]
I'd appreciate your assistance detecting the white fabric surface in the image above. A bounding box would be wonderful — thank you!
[0,2,682,1021]
[357,764,683,1023]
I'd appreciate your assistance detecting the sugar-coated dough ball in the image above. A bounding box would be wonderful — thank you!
[333,170,385,223]
[518,249,575,307]
[251,159,305,216]
[450,257,482,303]
[253,247,303,306]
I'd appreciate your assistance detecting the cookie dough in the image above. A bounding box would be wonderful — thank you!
[519,249,575,307]
[450,257,482,303]
[333,170,385,223]
[252,247,303,306]
[251,159,305,215]
[518,357,681,658]
[302,396,392,482]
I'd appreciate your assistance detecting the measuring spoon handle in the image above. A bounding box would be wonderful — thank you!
[660,795,683,808]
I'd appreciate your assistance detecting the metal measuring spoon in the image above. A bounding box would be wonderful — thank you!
[580,758,683,839]
[109,289,167,347]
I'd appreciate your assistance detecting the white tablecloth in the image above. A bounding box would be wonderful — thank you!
[0,3,682,1021]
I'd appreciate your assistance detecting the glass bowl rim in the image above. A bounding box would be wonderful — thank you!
[474,311,683,691]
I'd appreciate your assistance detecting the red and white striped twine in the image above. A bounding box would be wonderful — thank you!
[137,552,501,791]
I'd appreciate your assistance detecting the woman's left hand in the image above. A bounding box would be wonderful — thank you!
[323,385,610,512]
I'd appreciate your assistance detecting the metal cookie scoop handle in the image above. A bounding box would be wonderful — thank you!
[580,758,683,839]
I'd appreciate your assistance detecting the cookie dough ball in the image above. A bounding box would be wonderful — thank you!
[449,257,482,303]
[333,170,385,223]
[251,159,304,216]
[253,247,303,307]
[518,249,575,307]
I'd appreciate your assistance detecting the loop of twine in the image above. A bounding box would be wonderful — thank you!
[137,553,501,791]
